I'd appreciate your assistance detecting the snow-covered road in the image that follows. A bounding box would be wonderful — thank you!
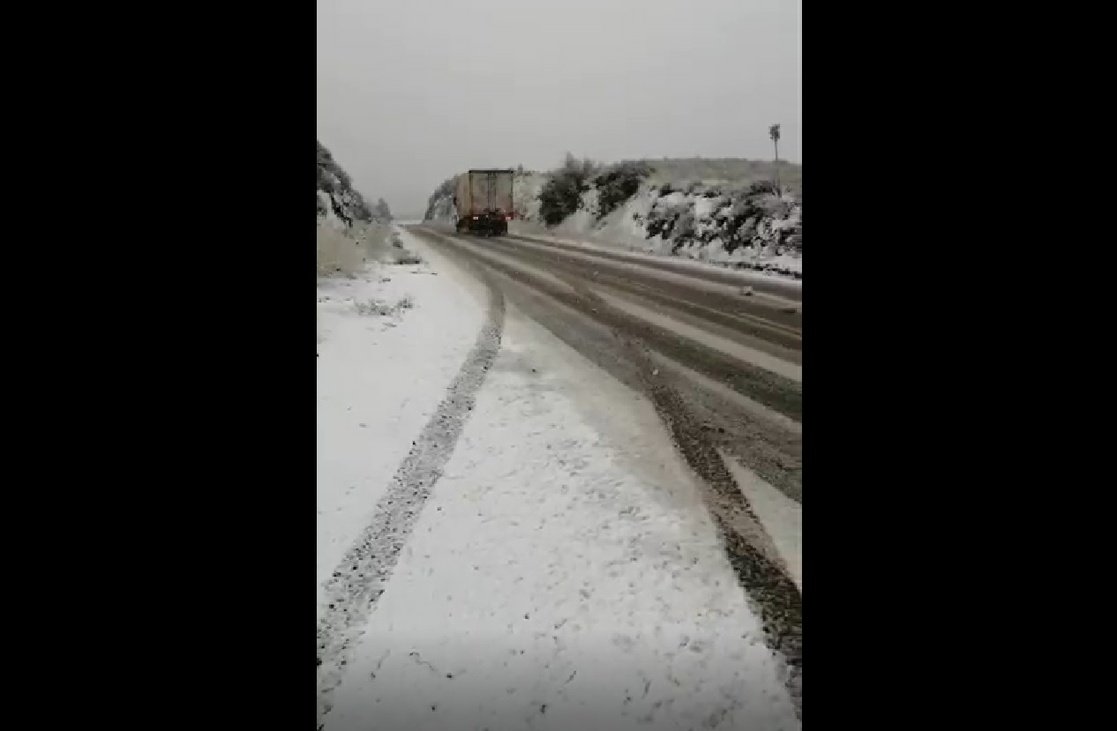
[317,228,801,730]
[316,259,483,616]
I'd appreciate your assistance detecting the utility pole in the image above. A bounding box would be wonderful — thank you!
[769,124,781,193]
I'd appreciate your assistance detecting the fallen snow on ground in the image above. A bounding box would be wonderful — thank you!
[322,287,799,730]
[316,251,484,617]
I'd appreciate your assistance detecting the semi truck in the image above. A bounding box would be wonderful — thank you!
[453,169,514,236]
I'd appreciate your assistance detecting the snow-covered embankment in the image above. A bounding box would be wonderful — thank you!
[425,160,803,279]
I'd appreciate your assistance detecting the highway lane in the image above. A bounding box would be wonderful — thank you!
[406,224,804,710]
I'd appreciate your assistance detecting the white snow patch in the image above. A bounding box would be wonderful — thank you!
[324,307,799,731]
[713,247,803,277]
[654,191,687,209]
[316,254,484,618]
[720,452,802,591]
[693,196,717,219]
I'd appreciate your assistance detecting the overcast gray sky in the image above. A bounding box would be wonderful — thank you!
[317,0,801,217]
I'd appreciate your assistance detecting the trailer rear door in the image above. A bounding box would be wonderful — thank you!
[468,170,514,215]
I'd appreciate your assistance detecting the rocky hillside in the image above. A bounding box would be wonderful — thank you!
[317,141,391,227]
[424,157,802,278]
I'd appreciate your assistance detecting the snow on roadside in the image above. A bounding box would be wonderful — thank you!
[428,165,802,280]
[323,303,800,731]
[497,178,803,282]
[316,247,484,618]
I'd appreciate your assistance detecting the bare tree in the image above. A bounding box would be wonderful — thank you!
[769,124,781,192]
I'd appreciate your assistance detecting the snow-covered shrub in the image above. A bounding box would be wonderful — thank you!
[317,140,379,226]
[640,178,801,264]
[354,295,413,317]
[593,160,651,219]
[513,170,546,220]
[373,197,393,221]
[669,209,697,250]
[539,153,598,226]
[746,179,779,197]
[424,177,456,221]
[645,201,683,239]
[317,163,335,193]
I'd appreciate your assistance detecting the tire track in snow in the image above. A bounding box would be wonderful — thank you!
[316,277,505,727]
[529,264,803,716]
[413,227,802,717]
[632,347,803,717]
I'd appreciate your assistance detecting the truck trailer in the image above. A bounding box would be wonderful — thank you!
[453,169,514,236]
